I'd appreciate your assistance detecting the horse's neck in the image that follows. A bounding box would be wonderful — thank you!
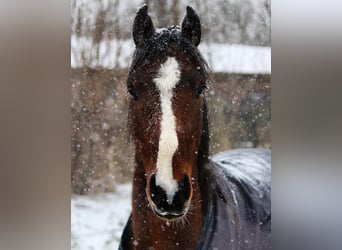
[131,165,204,250]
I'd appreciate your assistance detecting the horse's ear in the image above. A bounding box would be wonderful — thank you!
[181,6,201,47]
[133,5,155,47]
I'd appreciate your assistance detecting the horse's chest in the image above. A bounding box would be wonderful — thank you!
[144,220,201,250]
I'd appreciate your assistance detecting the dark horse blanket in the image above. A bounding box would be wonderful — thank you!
[120,149,271,249]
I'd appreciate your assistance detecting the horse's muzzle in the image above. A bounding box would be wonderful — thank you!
[148,174,191,220]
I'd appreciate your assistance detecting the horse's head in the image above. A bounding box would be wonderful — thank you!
[128,5,209,221]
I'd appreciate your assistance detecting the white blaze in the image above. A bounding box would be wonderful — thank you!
[153,57,180,204]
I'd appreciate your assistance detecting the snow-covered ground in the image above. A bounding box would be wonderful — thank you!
[71,36,271,74]
[71,183,132,250]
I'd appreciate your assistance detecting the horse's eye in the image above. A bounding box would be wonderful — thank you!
[128,87,138,100]
[196,84,207,97]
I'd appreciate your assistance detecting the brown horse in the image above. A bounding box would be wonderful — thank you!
[119,5,271,250]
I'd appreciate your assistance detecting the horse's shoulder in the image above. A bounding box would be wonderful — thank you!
[198,149,271,249]
[210,148,271,195]
[210,148,271,220]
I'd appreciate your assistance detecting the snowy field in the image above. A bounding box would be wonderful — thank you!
[71,183,132,250]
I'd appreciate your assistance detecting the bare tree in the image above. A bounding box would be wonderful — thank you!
[255,0,271,46]
[171,0,180,25]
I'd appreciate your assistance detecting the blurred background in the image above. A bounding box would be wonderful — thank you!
[71,0,271,194]
[3,0,342,249]
[4,0,342,250]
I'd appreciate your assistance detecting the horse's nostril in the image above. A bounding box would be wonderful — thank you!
[179,175,191,199]
[149,174,168,207]
[172,175,191,208]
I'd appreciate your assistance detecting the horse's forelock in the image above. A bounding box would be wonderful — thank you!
[129,27,210,82]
